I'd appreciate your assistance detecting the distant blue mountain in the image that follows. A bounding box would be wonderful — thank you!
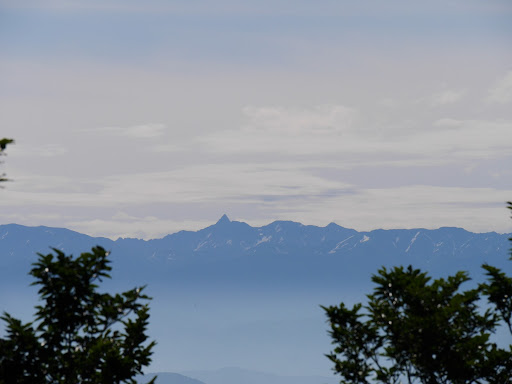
[1,216,509,287]
[136,372,206,384]
[138,368,339,384]
[1,217,510,377]
[179,366,339,384]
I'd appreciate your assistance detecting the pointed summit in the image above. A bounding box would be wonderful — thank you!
[216,214,231,225]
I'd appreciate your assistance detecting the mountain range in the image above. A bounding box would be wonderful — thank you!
[137,367,339,384]
[1,214,509,282]
[136,372,205,384]
[1,216,510,377]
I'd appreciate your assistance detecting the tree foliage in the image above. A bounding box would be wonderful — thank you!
[324,203,512,384]
[0,138,14,184]
[0,247,156,384]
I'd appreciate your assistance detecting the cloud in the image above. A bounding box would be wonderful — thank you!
[430,89,465,106]
[3,182,510,238]
[201,104,359,155]
[0,162,353,207]
[9,144,68,158]
[99,162,354,205]
[151,143,187,153]
[487,70,512,104]
[422,119,512,160]
[3,148,512,237]
[242,105,356,134]
[201,104,512,165]
[88,124,166,139]
[378,98,400,108]
[433,118,463,128]
[322,185,511,233]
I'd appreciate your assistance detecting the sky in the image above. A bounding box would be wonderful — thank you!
[1,0,512,239]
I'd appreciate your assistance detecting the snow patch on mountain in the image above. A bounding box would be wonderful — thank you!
[255,236,272,246]
[360,235,370,243]
[405,231,421,253]
[329,235,355,254]
[194,240,209,252]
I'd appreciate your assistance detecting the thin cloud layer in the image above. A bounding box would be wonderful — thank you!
[201,105,356,155]
[487,70,512,104]
[201,104,512,164]
[0,0,511,240]
[88,124,166,139]
[1,174,509,239]
[430,89,466,106]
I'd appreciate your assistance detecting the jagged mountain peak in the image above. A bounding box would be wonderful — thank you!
[216,214,231,225]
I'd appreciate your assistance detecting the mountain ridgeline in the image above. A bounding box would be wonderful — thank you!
[0,215,509,289]
[2,216,511,380]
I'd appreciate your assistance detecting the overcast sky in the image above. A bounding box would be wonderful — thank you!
[1,0,511,239]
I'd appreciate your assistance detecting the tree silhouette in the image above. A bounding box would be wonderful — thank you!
[324,203,512,384]
[0,138,14,184]
[0,247,156,384]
